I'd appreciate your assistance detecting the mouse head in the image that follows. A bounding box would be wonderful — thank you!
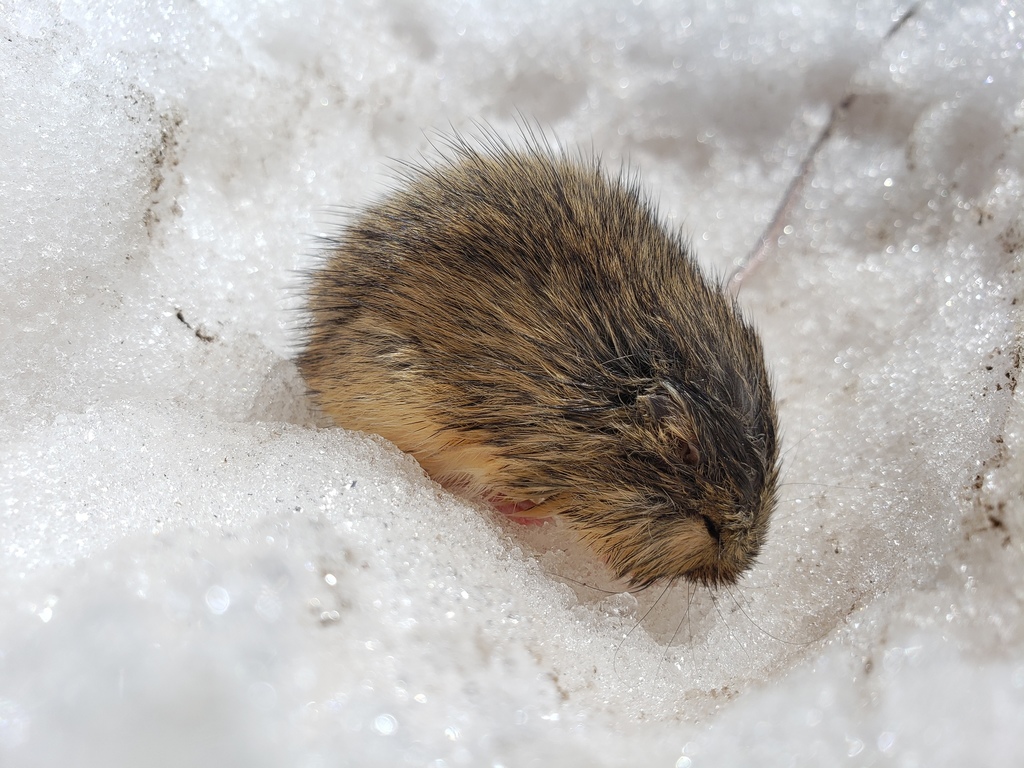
[556,340,779,589]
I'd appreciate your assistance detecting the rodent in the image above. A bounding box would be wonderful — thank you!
[298,134,780,588]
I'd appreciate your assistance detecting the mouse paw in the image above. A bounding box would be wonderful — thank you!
[487,494,552,525]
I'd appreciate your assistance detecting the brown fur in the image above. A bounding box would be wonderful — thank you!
[298,135,780,588]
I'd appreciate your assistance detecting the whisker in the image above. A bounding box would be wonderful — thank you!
[709,587,754,664]
[614,583,669,679]
[549,573,620,595]
[722,583,831,647]
[656,584,690,678]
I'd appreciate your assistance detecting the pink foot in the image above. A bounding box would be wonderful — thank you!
[489,495,551,526]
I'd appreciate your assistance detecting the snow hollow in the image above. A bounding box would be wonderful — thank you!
[2,1,1023,766]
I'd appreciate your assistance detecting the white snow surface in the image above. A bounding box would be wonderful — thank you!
[2,1,1023,765]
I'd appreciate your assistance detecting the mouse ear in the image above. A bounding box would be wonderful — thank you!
[637,385,701,466]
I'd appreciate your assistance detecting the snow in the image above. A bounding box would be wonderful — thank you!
[2,1,1023,765]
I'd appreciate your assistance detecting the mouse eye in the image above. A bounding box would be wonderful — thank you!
[701,515,721,543]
